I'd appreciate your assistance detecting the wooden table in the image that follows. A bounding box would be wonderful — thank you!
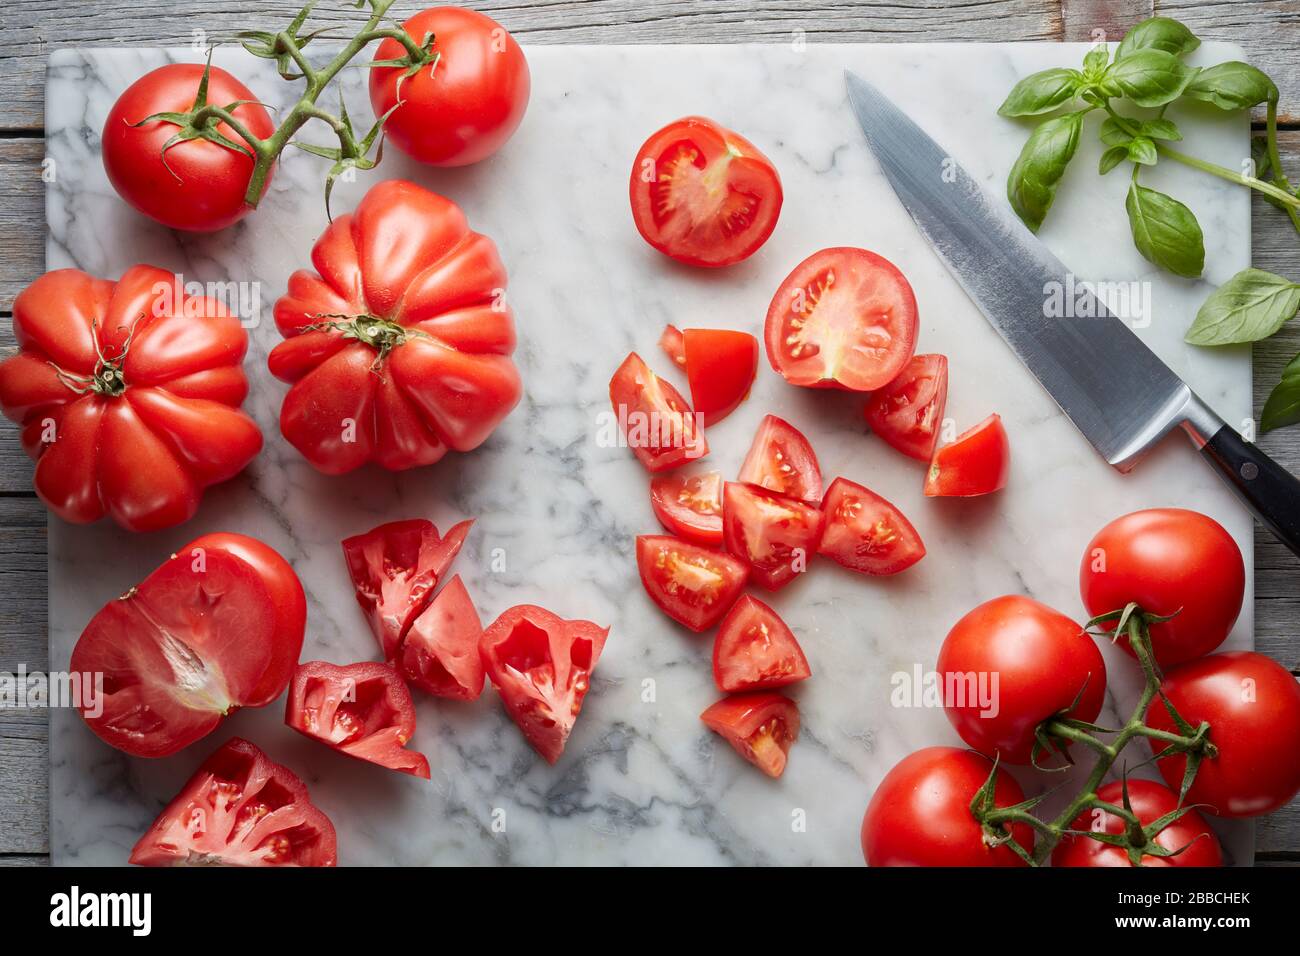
[2,0,1297,867]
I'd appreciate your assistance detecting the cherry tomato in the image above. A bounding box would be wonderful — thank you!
[659,324,686,368]
[924,413,1010,497]
[864,353,948,460]
[818,476,925,575]
[680,328,758,425]
[701,692,799,778]
[737,414,822,505]
[723,482,824,591]
[712,595,810,692]
[1052,780,1223,868]
[400,575,484,701]
[649,470,724,546]
[609,352,708,472]
[636,534,748,632]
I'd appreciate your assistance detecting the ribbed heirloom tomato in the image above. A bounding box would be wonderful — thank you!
[400,575,485,701]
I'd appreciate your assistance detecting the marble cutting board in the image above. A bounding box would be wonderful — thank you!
[44,41,1256,866]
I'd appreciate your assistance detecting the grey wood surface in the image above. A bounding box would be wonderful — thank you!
[1,0,1298,866]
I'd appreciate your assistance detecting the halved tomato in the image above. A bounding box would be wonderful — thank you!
[737,414,822,504]
[701,692,800,778]
[400,575,484,700]
[682,328,758,425]
[722,482,824,591]
[924,413,1010,497]
[659,324,686,368]
[286,661,430,779]
[650,470,724,545]
[864,353,948,460]
[629,116,783,268]
[713,596,810,692]
[129,737,337,867]
[818,476,925,575]
[609,352,707,472]
[765,247,918,391]
[636,534,748,632]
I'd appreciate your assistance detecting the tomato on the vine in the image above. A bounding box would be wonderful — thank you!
[1052,780,1223,867]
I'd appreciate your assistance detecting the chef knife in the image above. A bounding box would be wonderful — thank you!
[844,70,1300,557]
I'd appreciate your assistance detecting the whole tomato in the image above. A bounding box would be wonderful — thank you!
[103,63,275,232]
[1080,508,1244,667]
[1052,779,1223,867]
[369,7,530,166]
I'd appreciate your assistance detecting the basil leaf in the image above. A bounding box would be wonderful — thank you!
[1262,352,1300,432]
[1252,135,1272,179]
[1185,268,1300,345]
[1099,145,1129,175]
[1006,112,1085,232]
[1140,118,1181,141]
[1104,49,1195,107]
[1115,17,1201,60]
[1125,183,1205,277]
[1183,62,1278,110]
[1127,137,1158,166]
[1099,116,1133,147]
[998,68,1084,117]
[1083,46,1109,78]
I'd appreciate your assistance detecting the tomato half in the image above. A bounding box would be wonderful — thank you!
[818,476,925,575]
[924,413,1010,497]
[864,353,948,460]
[609,352,708,472]
[630,116,783,267]
[635,534,748,632]
[722,482,824,591]
[480,605,610,764]
[681,328,758,425]
[701,692,800,778]
[1052,780,1223,867]
[129,737,337,867]
[712,596,810,692]
[737,414,822,505]
[649,470,724,545]
[400,575,484,701]
[659,324,686,368]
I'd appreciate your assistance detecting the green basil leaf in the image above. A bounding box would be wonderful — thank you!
[1006,111,1085,232]
[1140,118,1181,141]
[1183,61,1278,110]
[1099,116,1134,147]
[1125,183,1205,278]
[1104,49,1195,107]
[1115,17,1201,60]
[1099,145,1129,175]
[1251,135,1272,180]
[1185,268,1300,345]
[1127,136,1158,166]
[998,68,1084,117]
[1262,352,1300,432]
[1083,46,1109,78]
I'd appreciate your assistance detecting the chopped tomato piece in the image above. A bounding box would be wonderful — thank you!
[659,324,686,368]
[649,470,724,546]
[701,692,800,778]
[818,476,925,575]
[713,595,811,692]
[609,352,707,472]
[737,414,822,504]
[924,413,1010,497]
[400,575,484,700]
[722,482,824,591]
[682,328,758,425]
[636,534,748,632]
[864,353,948,460]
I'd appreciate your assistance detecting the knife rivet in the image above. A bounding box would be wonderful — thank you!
[1240,462,1259,481]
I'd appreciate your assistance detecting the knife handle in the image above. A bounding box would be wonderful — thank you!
[1195,422,1300,557]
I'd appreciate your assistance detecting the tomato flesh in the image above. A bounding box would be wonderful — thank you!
[713,596,810,692]
[864,353,948,460]
[659,324,686,368]
[818,476,925,575]
[609,352,708,471]
[737,414,822,505]
[701,692,800,778]
[400,575,485,700]
[722,482,824,591]
[636,534,748,632]
[924,413,1010,497]
[649,470,724,546]
[682,328,758,425]
[1052,780,1223,867]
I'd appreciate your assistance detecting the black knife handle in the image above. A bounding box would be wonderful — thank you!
[1199,424,1300,557]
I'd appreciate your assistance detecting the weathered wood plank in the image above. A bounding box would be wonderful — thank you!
[0,139,45,311]
[1060,0,1153,41]
[0,854,48,866]
[0,712,48,855]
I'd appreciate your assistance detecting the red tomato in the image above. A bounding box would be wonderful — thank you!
[1052,780,1223,867]
[818,476,925,575]
[681,328,758,425]
[659,324,686,368]
[70,533,305,758]
[400,575,485,700]
[701,692,800,778]
[368,7,530,167]
[635,534,748,632]
[103,63,275,232]
[341,518,471,661]
[861,747,1032,867]
[129,737,337,867]
[609,352,707,472]
[737,414,822,505]
[1080,508,1244,667]
[924,413,1010,497]
[864,353,948,460]
[722,482,824,591]
[267,180,522,474]
[1146,651,1300,817]
[712,596,810,692]
[936,595,1106,764]
[480,605,610,764]
[0,266,262,532]
[765,247,918,391]
[649,470,724,545]
[286,661,430,779]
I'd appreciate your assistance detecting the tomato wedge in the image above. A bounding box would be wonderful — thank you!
[400,575,485,700]
[630,116,783,268]
[480,605,610,764]
[737,414,822,504]
[713,596,811,692]
[681,328,758,425]
[765,247,918,391]
[864,353,948,460]
[129,737,337,867]
[924,413,1010,497]
[649,470,724,545]
[722,482,824,591]
[636,534,748,632]
[609,352,707,472]
[701,692,800,778]
[818,477,925,575]
[659,324,686,368]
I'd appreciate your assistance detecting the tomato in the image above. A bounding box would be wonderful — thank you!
[722,482,824,591]
[342,518,472,661]
[818,476,925,575]
[659,324,686,368]
[936,595,1106,764]
[650,470,724,545]
[1080,508,1244,667]
[286,661,430,778]
[765,247,918,391]
[1146,651,1300,817]
[635,534,748,632]
[629,116,782,268]
[1052,780,1223,867]
[609,352,707,472]
[924,413,1009,497]
[400,575,485,700]
[480,605,610,764]
[864,353,948,460]
[712,596,810,692]
[701,692,799,778]
[737,414,822,505]
[681,328,758,425]
[70,533,305,758]
[267,180,522,474]
[861,747,1033,867]
[102,63,275,232]
[369,7,530,167]
[0,266,262,532]
[129,737,337,867]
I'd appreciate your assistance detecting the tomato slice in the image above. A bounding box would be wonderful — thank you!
[864,353,948,460]
[630,116,783,268]
[659,324,686,368]
[129,737,337,867]
[479,605,610,764]
[713,596,811,692]
[737,414,823,504]
[400,575,485,700]
[765,247,918,391]
[818,476,926,575]
[609,351,708,472]
[681,328,758,425]
[924,413,1010,497]
[701,692,800,778]
[722,482,824,591]
[636,534,748,632]
[649,470,724,545]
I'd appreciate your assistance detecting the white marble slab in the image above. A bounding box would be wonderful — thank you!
[44,41,1254,866]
